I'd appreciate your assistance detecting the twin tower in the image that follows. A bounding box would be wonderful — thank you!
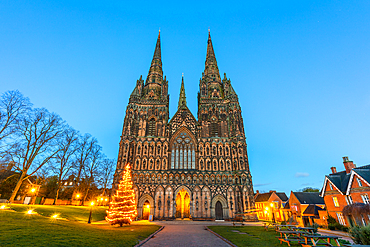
[113,31,256,220]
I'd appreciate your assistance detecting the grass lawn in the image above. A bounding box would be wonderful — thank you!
[0,204,160,247]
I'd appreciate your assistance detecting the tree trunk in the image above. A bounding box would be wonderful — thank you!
[53,187,61,205]
[9,172,26,203]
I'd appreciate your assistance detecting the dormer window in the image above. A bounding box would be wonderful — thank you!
[357,177,363,187]
[329,183,333,190]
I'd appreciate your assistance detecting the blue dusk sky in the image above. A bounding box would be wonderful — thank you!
[1,1,369,194]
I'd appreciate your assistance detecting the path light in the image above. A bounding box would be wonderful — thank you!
[0,205,5,209]
[27,209,33,214]
[52,214,59,219]
[76,194,80,199]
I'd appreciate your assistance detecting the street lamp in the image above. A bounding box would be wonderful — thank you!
[88,201,94,224]
[270,203,276,223]
[30,187,37,205]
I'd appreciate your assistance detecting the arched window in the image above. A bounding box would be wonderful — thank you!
[147,118,156,136]
[171,132,196,170]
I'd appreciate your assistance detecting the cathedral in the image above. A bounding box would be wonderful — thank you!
[113,31,255,221]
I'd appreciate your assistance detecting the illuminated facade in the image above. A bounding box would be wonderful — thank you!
[113,31,255,220]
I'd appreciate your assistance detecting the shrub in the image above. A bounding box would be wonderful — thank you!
[280,221,286,225]
[328,222,348,231]
[327,214,337,225]
[328,223,336,230]
[349,225,370,245]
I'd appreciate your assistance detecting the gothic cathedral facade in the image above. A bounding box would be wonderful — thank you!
[113,32,255,220]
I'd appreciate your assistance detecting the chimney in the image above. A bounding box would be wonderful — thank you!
[343,156,356,174]
[256,190,259,194]
[269,190,276,193]
[330,167,337,174]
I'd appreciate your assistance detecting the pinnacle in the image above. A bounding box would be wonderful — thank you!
[178,75,187,109]
[204,31,221,84]
[146,31,163,85]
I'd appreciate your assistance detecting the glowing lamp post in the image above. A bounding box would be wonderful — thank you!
[30,188,36,205]
[88,201,94,224]
[270,203,276,223]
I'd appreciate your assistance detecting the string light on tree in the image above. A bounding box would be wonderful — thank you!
[106,164,137,226]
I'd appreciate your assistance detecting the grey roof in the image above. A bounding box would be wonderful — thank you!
[255,191,288,203]
[293,192,325,205]
[326,164,370,194]
[303,204,325,216]
[255,192,272,202]
[276,193,288,202]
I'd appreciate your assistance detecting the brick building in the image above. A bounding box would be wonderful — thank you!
[289,191,325,226]
[254,190,288,222]
[320,157,370,226]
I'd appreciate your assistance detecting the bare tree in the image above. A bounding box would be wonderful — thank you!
[97,158,115,197]
[74,134,96,186]
[81,142,102,204]
[52,127,79,204]
[0,90,32,154]
[7,108,65,202]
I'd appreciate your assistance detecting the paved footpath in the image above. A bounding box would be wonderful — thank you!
[142,223,231,247]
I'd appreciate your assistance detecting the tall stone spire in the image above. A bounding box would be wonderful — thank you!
[178,75,187,109]
[203,30,221,84]
[146,31,163,85]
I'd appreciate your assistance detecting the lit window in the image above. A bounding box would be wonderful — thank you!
[336,212,345,225]
[357,178,363,187]
[361,194,370,204]
[333,197,340,207]
[69,182,73,185]
[64,182,68,185]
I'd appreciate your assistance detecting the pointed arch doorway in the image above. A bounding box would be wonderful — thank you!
[175,188,190,219]
[215,201,223,220]
[143,200,150,220]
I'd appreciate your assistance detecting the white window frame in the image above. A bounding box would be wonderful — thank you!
[361,194,370,204]
[345,195,353,205]
[357,177,363,187]
[336,212,346,225]
[329,183,333,190]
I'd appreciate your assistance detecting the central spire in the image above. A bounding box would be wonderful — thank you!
[203,31,221,84]
[178,75,187,109]
[146,31,163,85]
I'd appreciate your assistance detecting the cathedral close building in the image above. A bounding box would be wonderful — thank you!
[113,31,256,221]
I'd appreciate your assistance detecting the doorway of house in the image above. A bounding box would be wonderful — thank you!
[215,201,223,220]
[175,188,190,219]
[143,200,150,220]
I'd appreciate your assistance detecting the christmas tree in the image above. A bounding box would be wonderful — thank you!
[106,164,137,226]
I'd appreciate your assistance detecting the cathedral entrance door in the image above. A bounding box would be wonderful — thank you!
[215,201,223,220]
[143,201,150,220]
[175,188,190,219]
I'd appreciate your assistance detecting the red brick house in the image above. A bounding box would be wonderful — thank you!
[289,191,326,226]
[320,157,370,226]
[254,190,288,222]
